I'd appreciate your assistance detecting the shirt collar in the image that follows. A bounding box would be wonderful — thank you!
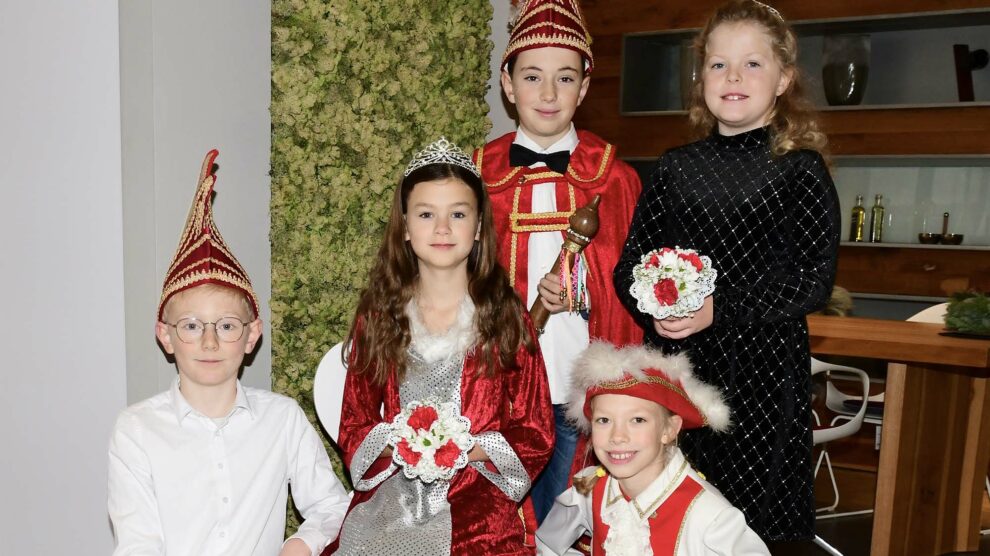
[170,377,254,423]
[513,124,578,155]
[605,447,690,522]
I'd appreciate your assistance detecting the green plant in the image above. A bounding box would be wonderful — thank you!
[271,0,493,533]
[945,292,990,335]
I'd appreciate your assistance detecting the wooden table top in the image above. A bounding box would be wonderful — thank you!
[807,314,990,374]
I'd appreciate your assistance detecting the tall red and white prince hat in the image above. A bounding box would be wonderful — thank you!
[157,149,259,321]
[503,0,594,73]
[566,342,731,432]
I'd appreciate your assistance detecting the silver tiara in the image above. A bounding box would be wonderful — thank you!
[403,137,480,177]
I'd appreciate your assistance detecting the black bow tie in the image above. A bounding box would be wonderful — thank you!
[509,143,571,175]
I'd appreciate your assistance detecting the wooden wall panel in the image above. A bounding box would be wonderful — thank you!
[574,0,990,158]
[835,246,990,298]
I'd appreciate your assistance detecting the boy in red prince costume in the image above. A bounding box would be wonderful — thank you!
[474,0,643,523]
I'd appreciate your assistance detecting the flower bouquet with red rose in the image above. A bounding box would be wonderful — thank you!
[389,400,474,483]
[629,247,717,319]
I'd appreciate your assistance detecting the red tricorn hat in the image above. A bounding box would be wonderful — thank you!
[503,0,594,73]
[157,149,259,321]
[566,342,731,432]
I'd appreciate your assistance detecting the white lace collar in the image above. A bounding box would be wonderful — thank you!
[406,296,477,364]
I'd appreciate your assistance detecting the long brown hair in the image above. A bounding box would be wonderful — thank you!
[346,163,536,385]
[687,0,829,160]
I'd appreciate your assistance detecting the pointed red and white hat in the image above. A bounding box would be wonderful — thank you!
[157,149,259,321]
[567,342,731,432]
[503,0,594,72]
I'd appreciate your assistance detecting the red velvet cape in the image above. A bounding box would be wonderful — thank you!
[323,332,554,555]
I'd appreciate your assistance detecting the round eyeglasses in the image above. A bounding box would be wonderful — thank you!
[164,317,250,343]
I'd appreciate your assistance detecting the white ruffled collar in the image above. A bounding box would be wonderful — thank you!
[406,296,477,364]
[600,448,690,556]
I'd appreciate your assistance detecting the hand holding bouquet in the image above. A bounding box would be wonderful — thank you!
[389,401,473,483]
[629,247,717,320]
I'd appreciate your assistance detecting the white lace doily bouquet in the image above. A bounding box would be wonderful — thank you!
[629,247,717,319]
[389,401,473,483]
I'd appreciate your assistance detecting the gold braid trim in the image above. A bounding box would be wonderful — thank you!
[510,2,590,40]
[510,21,588,45]
[674,490,705,555]
[159,269,259,312]
[165,235,248,280]
[567,143,613,183]
[504,34,593,67]
[631,460,689,519]
[509,184,576,232]
[596,375,708,426]
[509,232,518,288]
[166,256,249,289]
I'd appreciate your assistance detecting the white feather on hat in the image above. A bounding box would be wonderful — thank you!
[565,341,731,433]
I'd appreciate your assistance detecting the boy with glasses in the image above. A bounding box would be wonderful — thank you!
[107,150,350,556]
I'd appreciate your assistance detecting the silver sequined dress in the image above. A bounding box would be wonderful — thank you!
[614,127,840,541]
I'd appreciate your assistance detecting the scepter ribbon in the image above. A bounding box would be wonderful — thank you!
[529,194,602,335]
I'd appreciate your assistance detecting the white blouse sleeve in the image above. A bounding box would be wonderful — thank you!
[536,476,595,556]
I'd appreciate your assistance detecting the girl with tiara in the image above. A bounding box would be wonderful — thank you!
[325,138,554,555]
[614,0,840,543]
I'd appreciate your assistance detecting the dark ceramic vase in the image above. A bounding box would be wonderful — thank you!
[822,34,870,106]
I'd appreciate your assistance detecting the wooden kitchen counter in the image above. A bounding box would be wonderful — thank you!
[807,314,990,555]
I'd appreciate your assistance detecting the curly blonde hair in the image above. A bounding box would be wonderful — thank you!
[687,0,829,160]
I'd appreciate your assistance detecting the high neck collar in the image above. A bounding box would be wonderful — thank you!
[710,126,771,151]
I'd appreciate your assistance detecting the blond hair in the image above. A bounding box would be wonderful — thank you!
[688,0,829,160]
[161,283,257,322]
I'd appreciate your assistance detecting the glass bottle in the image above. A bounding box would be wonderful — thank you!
[869,194,884,243]
[849,195,866,242]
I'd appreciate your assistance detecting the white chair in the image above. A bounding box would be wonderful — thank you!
[816,302,949,520]
[813,358,875,516]
[313,342,347,441]
[811,357,871,556]
[906,302,947,325]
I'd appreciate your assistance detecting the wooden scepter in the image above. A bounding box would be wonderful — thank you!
[530,194,602,335]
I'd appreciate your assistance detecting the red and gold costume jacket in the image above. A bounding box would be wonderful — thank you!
[474,130,644,347]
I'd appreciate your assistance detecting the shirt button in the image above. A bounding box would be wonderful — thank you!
[217,463,224,469]
[219,532,226,538]
[223,497,229,504]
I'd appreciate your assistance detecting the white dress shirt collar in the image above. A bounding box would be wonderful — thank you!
[514,124,579,155]
[170,378,254,423]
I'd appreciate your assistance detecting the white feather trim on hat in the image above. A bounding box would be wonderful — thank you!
[565,341,731,433]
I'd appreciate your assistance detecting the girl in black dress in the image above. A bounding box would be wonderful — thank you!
[614,0,840,543]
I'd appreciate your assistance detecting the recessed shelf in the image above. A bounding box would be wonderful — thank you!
[621,9,990,115]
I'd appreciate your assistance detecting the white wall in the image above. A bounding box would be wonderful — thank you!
[0,2,125,554]
[0,1,271,552]
[120,0,273,402]
[487,0,516,140]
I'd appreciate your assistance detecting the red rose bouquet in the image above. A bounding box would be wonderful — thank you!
[389,400,473,483]
[629,247,717,319]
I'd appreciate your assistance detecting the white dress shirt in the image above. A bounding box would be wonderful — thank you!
[108,379,350,556]
[514,125,591,404]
